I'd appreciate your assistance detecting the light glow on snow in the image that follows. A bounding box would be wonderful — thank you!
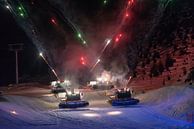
[42,94,54,97]
[10,110,18,115]
[107,111,122,116]
[82,113,100,117]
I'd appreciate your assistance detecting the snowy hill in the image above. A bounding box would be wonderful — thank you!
[138,85,194,120]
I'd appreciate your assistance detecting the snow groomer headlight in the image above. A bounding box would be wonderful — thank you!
[67,91,72,95]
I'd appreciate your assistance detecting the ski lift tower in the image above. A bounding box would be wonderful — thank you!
[9,44,23,84]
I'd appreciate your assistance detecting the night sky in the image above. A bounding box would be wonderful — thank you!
[1,0,192,86]
[0,0,123,86]
[0,7,50,86]
[0,0,163,85]
[0,0,121,86]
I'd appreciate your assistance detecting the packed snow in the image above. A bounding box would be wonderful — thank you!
[138,85,194,121]
[0,85,193,129]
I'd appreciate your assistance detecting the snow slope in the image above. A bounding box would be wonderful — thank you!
[0,86,193,129]
[138,85,194,121]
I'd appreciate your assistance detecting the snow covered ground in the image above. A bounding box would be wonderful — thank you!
[138,85,194,121]
[0,85,193,129]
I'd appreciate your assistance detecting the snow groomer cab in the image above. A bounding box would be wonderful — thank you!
[58,88,89,108]
[108,88,139,106]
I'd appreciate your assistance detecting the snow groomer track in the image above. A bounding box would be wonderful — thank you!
[0,86,194,129]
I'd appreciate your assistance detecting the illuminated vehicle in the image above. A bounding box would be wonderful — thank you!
[50,80,89,108]
[58,88,89,108]
[51,80,70,94]
[108,88,139,106]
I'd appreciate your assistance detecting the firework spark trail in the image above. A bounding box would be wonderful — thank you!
[2,0,44,51]
[102,1,134,49]
[108,0,134,37]
[160,0,173,9]
[100,39,112,56]
[47,1,87,46]
[39,53,60,80]
[91,0,135,71]
[114,0,132,31]
[89,38,111,72]
[1,0,135,79]
[141,0,174,44]
[43,0,132,72]
[90,59,101,72]
[4,0,87,47]
[3,0,18,16]
[3,0,60,79]
[31,1,87,47]
[2,0,88,80]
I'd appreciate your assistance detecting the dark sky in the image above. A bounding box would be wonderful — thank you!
[0,7,50,86]
[0,0,122,85]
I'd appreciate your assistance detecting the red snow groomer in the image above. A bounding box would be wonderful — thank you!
[58,88,89,108]
[108,88,139,106]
